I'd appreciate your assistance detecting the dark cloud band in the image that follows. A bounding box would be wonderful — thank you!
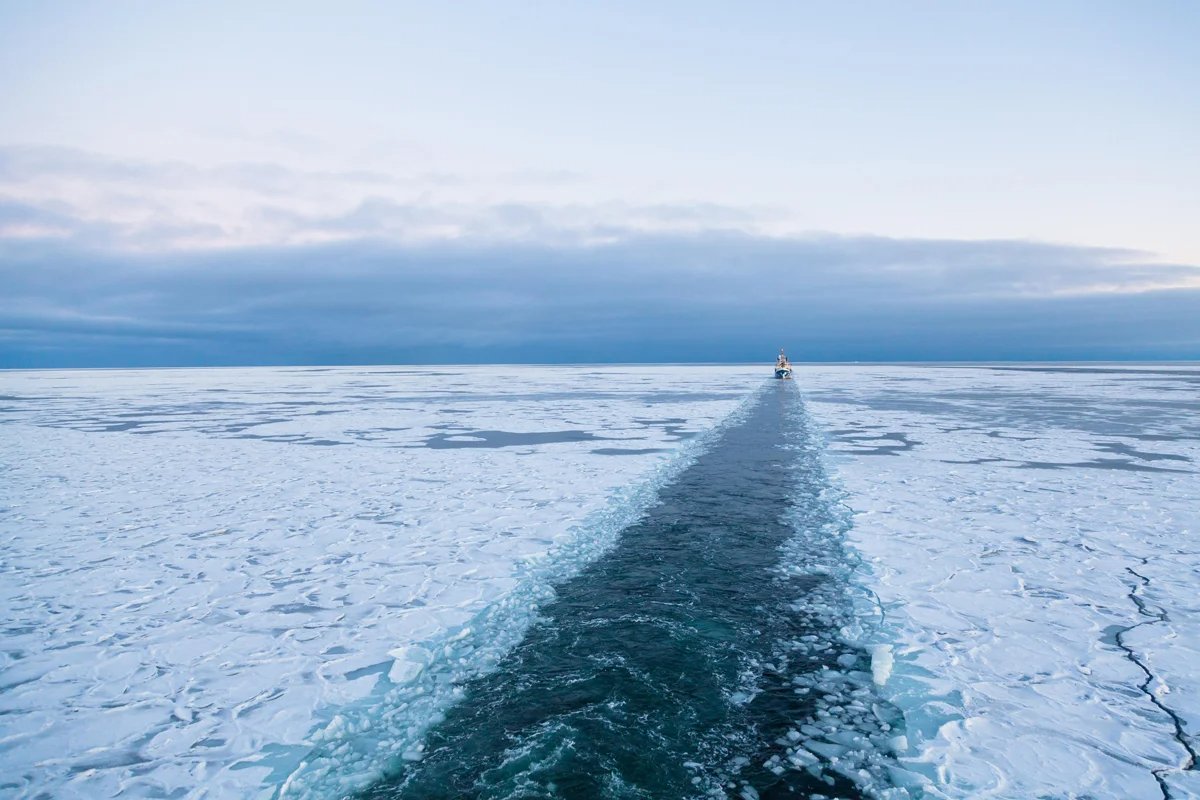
[2,233,1197,367]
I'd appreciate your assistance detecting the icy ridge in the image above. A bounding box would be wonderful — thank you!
[804,420,958,798]
[764,391,938,799]
[274,384,770,799]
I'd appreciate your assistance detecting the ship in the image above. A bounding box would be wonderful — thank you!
[774,349,792,379]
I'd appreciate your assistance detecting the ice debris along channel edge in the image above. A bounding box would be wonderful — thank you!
[276,382,778,798]
[356,380,914,800]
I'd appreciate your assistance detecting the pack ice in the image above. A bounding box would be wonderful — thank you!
[0,365,759,799]
[803,365,1200,799]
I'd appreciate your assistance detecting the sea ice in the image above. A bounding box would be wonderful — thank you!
[0,365,759,799]
[802,364,1200,799]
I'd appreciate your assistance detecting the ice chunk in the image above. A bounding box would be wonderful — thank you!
[387,647,430,685]
[870,644,893,687]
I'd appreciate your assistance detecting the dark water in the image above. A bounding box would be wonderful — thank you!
[362,383,899,800]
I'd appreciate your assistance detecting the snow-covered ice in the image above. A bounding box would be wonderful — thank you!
[802,364,1200,799]
[0,365,759,799]
[5,362,1198,799]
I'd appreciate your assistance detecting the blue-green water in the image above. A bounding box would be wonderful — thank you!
[363,383,899,799]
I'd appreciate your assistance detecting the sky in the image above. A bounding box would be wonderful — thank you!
[1,0,1198,366]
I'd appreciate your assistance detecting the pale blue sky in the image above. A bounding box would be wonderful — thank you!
[1,1,1198,364]
[3,1,1197,256]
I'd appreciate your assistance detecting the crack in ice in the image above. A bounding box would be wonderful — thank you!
[1117,560,1198,799]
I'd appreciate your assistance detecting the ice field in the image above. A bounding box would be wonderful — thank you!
[2,364,1198,799]
[803,365,1200,799]
[0,366,758,798]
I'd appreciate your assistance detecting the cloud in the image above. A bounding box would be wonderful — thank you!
[2,232,1198,367]
[0,145,780,250]
[2,146,1196,367]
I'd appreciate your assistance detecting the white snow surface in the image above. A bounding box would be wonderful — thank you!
[0,365,760,799]
[802,364,1200,799]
